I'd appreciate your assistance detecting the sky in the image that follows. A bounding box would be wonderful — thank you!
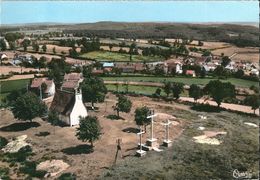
[1,1,259,25]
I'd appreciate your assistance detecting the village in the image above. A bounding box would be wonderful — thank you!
[0,7,259,179]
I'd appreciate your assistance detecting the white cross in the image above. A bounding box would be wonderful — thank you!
[161,119,172,142]
[147,110,157,141]
[137,128,145,152]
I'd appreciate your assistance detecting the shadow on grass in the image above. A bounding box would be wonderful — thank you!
[191,104,222,113]
[106,114,124,120]
[35,131,50,137]
[61,144,93,155]
[0,122,40,132]
[122,127,139,134]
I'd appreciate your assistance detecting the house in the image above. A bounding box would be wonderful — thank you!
[103,62,114,72]
[30,78,55,97]
[186,70,196,77]
[61,73,83,92]
[250,69,259,76]
[50,89,88,126]
[0,53,8,60]
[166,61,183,74]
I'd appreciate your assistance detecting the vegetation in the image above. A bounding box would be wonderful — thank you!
[134,106,151,131]
[114,95,132,117]
[11,92,47,121]
[204,80,235,107]
[189,84,203,102]
[76,116,102,148]
[244,95,260,114]
[48,57,71,88]
[171,82,184,100]
[0,136,8,149]
[81,76,107,108]
[102,76,257,88]
[80,51,162,62]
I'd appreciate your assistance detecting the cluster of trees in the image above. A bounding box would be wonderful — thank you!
[80,37,100,53]
[47,57,71,88]
[21,56,47,69]
[0,39,7,51]
[163,82,184,99]
[59,39,77,47]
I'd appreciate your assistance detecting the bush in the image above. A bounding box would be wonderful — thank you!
[2,146,33,163]
[191,103,222,112]
[0,136,8,149]
[58,173,77,180]
[19,161,47,178]
[106,114,121,120]
[0,167,9,180]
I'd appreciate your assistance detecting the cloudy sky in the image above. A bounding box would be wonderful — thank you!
[1,1,259,24]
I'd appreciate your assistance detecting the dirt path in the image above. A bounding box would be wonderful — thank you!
[179,97,259,115]
[0,74,34,81]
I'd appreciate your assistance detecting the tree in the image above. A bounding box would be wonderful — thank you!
[114,95,132,117]
[154,64,165,76]
[81,77,107,108]
[163,81,172,97]
[53,47,56,54]
[200,67,206,78]
[204,80,235,107]
[109,44,113,51]
[214,65,228,78]
[221,56,231,67]
[38,56,47,69]
[22,39,31,51]
[189,84,203,103]
[234,69,244,78]
[6,88,27,106]
[69,47,79,58]
[47,111,60,134]
[0,39,7,51]
[244,95,260,114]
[42,44,47,52]
[153,88,161,98]
[12,92,47,122]
[76,116,102,148]
[32,42,39,52]
[171,82,184,100]
[134,106,151,131]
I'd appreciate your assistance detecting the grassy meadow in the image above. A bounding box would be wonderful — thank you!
[80,51,163,62]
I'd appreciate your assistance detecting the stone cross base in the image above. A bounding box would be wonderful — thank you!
[146,138,158,148]
[163,140,172,147]
[136,150,146,157]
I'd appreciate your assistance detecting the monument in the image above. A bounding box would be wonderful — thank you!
[136,128,146,157]
[146,110,158,148]
[162,119,172,147]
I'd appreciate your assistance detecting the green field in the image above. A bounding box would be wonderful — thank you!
[103,76,257,88]
[0,79,31,105]
[80,51,163,62]
[0,79,31,94]
[105,84,189,96]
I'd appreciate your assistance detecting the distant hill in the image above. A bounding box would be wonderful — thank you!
[0,22,259,46]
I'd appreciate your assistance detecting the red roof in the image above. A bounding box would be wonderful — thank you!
[31,78,54,93]
[186,70,195,75]
[64,73,82,81]
[61,81,79,89]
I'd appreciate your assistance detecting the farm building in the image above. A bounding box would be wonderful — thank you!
[50,89,88,126]
[31,78,55,97]
[61,73,83,92]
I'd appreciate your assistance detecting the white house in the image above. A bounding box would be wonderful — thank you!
[50,89,88,126]
[31,78,55,97]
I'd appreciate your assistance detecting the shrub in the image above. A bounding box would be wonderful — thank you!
[0,136,8,149]
[58,173,77,180]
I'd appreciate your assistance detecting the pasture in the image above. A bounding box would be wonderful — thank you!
[102,76,257,88]
[80,51,163,62]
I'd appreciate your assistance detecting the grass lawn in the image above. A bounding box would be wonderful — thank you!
[80,51,163,62]
[105,84,189,97]
[0,79,31,94]
[103,76,257,88]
